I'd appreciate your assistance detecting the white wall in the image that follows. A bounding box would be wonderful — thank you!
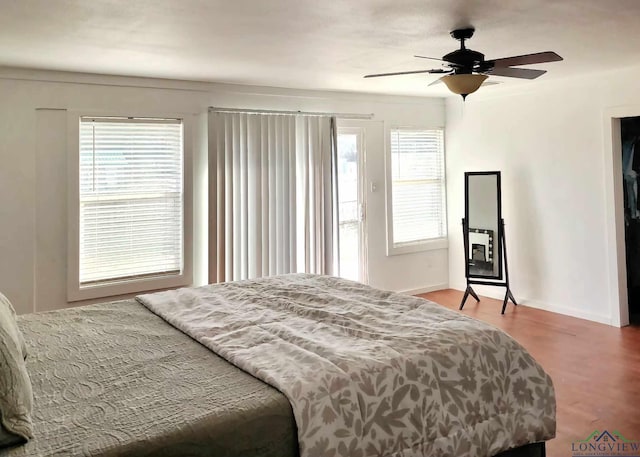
[446,64,640,325]
[0,67,446,315]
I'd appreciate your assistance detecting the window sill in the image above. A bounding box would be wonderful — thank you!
[67,272,191,302]
[387,237,448,256]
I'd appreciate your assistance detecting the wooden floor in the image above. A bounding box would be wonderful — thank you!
[420,289,640,456]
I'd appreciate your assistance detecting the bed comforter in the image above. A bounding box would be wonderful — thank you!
[137,274,556,457]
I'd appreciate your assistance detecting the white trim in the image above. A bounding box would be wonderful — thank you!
[384,125,447,256]
[449,283,615,326]
[400,283,449,296]
[67,110,194,302]
[602,105,640,327]
[518,299,612,326]
[67,113,81,300]
[192,112,209,287]
[391,238,448,255]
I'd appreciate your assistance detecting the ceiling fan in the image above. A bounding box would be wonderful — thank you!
[364,28,563,99]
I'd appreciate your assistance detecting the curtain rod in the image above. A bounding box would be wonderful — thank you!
[208,106,374,120]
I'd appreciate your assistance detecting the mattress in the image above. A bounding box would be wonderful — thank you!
[7,300,297,457]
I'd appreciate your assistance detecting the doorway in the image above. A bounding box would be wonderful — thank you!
[337,127,367,282]
[621,117,640,324]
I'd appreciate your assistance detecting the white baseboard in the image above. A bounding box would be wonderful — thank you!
[449,282,503,300]
[518,299,612,326]
[400,283,449,296]
[449,283,613,326]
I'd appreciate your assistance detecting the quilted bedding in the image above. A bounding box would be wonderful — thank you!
[7,300,297,457]
[137,274,556,457]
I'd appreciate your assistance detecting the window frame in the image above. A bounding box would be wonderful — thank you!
[67,111,193,302]
[385,125,448,256]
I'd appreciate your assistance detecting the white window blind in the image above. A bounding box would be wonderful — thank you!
[390,128,446,246]
[79,117,183,286]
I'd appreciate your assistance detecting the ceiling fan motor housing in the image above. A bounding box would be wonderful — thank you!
[442,49,486,73]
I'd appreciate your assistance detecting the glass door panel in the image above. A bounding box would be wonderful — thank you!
[337,129,366,282]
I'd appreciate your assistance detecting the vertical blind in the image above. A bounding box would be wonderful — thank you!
[390,128,446,245]
[79,117,183,285]
[209,112,338,283]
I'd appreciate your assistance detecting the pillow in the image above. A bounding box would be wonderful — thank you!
[0,293,26,360]
[0,293,33,447]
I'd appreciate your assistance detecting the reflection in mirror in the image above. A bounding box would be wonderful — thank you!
[468,228,493,275]
[465,172,502,279]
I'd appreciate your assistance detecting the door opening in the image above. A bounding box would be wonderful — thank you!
[621,116,640,324]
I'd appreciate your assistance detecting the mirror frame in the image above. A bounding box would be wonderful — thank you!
[464,171,503,280]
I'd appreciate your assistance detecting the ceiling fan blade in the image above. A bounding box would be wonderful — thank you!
[487,67,547,79]
[488,51,563,68]
[364,69,448,78]
[414,55,445,62]
[428,78,443,87]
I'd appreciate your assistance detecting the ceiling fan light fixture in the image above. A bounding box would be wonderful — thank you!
[363,28,562,98]
[441,74,488,100]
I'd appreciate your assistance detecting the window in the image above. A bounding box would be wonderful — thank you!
[68,115,191,301]
[387,128,447,254]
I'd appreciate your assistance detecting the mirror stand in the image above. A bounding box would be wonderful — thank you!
[460,217,517,314]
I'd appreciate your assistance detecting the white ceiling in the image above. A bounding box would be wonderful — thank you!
[1,0,640,96]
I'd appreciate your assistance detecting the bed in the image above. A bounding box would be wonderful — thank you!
[1,274,555,457]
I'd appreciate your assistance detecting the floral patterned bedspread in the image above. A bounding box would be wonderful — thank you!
[137,274,555,457]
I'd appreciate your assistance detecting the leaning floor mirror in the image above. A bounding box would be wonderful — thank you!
[465,172,502,279]
[461,171,517,314]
